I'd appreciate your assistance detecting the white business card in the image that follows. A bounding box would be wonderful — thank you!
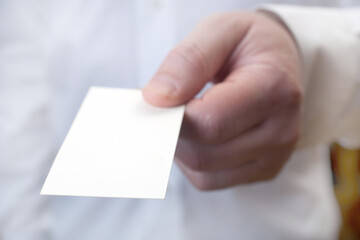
[41,87,184,199]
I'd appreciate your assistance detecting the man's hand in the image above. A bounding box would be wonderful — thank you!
[142,11,303,190]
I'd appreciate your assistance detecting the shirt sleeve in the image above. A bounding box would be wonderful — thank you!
[0,1,53,239]
[259,5,360,149]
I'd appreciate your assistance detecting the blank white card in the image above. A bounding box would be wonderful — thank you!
[41,87,185,199]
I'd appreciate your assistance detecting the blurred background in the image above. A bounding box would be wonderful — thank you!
[1,1,359,240]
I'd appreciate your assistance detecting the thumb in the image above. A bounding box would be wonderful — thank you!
[142,13,252,107]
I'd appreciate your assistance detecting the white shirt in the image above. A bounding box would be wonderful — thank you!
[0,1,359,240]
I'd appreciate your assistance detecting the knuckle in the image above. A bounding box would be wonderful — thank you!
[276,127,300,147]
[276,122,301,146]
[274,73,303,109]
[197,112,223,144]
[171,42,208,78]
[265,65,303,110]
[281,82,303,109]
[187,150,208,171]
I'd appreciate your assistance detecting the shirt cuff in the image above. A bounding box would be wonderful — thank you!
[257,5,360,149]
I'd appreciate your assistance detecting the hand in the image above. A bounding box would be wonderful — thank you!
[142,11,303,190]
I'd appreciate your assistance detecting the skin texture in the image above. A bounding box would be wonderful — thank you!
[142,11,303,190]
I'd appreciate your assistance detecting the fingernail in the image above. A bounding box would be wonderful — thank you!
[145,76,177,97]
